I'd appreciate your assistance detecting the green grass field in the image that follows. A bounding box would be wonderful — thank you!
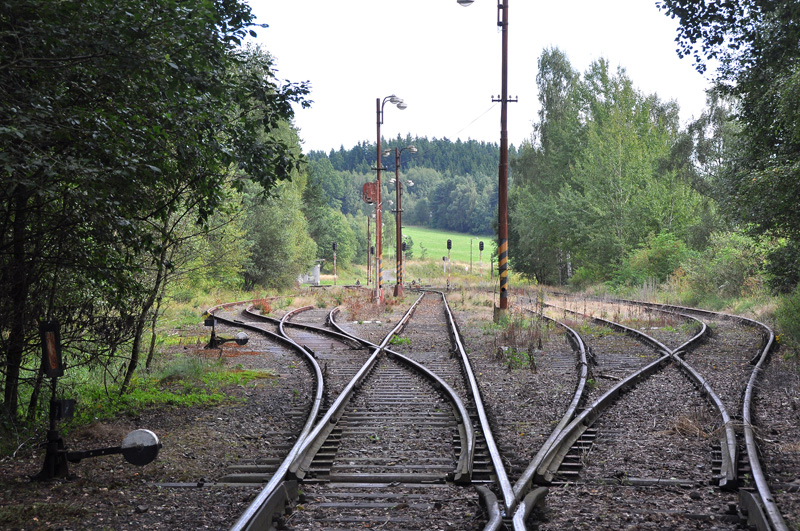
[315,225,498,286]
[403,225,494,266]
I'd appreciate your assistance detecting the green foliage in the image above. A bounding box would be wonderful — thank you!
[309,136,500,182]
[388,335,411,346]
[764,240,800,295]
[501,347,537,371]
[682,231,763,301]
[242,180,317,289]
[569,266,605,290]
[305,202,357,268]
[0,0,309,419]
[305,137,501,235]
[658,0,800,293]
[66,358,273,426]
[510,50,707,285]
[492,314,548,371]
[775,286,800,354]
[614,232,691,286]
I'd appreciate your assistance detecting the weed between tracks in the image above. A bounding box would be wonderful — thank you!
[342,290,406,322]
[664,406,718,439]
[489,311,554,371]
[389,335,411,346]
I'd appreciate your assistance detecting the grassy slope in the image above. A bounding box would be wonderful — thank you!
[403,225,493,266]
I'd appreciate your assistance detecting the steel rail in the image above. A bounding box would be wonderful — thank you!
[510,312,588,529]
[534,353,671,484]
[530,303,701,483]
[383,349,475,484]
[566,304,741,489]
[430,289,516,516]
[560,295,788,531]
[330,295,502,528]
[476,486,504,531]
[284,302,475,483]
[278,305,364,349]
[512,487,549,530]
[286,292,425,478]
[204,303,324,531]
[633,306,738,489]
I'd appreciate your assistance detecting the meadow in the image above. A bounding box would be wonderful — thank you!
[318,225,497,286]
[403,225,493,268]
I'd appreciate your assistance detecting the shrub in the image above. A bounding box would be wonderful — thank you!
[253,298,272,314]
[569,265,604,289]
[614,232,690,286]
[775,285,800,353]
[682,231,763,300]
[764,240,800,294]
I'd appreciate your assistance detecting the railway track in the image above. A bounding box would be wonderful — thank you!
[214,291,498,530]
[199,289,795,530]
[527,292,793,530]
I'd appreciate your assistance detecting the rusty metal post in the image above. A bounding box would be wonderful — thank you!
[374,95,406,302]
[391,145,415,297]
[496,0,510,317]
[393,148,403,297]
[366,215,371,285]
[459,0,513,320]
[375,98,383,303]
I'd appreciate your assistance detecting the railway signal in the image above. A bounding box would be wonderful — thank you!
[33,321,161,481]
[446,240,452,290]
[333,241,337,287]
[479,241,484,277]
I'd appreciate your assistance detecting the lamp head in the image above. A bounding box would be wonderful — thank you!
[408,146,418,154]
[397,102,407,110]
[388,95,401,104]
[382,149,392,157]
[457,0,474,5]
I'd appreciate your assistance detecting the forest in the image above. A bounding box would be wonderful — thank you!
[1,0,799,425]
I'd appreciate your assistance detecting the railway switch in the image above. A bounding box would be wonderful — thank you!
[33,321,161,481]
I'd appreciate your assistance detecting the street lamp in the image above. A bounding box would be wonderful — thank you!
[456,0,512,319]
[375,95,406,302]
[384,145,417,297]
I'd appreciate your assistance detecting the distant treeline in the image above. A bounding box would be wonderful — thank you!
[306,135,512,236]
[308,135,513,177]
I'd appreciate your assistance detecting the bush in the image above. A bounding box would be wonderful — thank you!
[614,232,690,286]
[775,285,800,352]
[569,265,604,289]
[764,240,800,294]
[682,231,763,300]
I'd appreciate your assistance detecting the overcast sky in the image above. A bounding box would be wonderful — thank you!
[248,1,713,154]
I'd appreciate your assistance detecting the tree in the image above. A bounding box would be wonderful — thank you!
[509,48,582,283]
[243,180,317,289]
[658,0,800,290]
[0,0,309,419]
[510,50,709,285]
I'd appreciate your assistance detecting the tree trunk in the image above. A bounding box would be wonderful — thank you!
[120,244,166,393]
[145,279,167,370]
[4,187,31,420]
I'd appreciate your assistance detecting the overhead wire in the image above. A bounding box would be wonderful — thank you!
[451,102,498,139]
